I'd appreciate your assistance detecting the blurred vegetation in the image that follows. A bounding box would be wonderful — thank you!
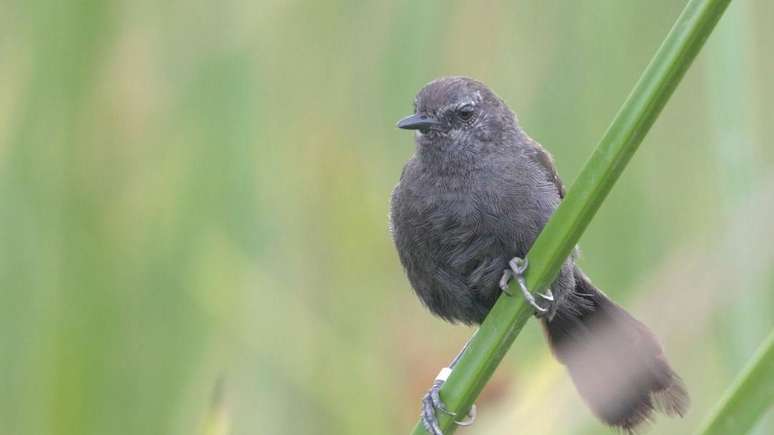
[0,1,771,435]
[697,331,774,435]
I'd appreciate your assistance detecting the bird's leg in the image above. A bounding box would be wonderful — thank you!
[421,333,478,435]
[500,257,556,319]
[498,269,514,296]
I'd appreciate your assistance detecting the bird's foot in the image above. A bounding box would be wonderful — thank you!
[500,257,556,319]
[421,368,477,435]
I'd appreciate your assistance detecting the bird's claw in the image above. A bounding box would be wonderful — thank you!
[421,375,477,434]
[421,384,443,435]
[502,257,556,319]
[499,269,514,296]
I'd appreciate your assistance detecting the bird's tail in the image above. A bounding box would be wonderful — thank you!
[543,269,689,432]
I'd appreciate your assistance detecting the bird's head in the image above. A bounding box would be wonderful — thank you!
[396,76,518,149]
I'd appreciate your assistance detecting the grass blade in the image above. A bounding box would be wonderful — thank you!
[695,330,774,435]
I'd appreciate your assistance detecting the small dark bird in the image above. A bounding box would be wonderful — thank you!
[390,77,688,434]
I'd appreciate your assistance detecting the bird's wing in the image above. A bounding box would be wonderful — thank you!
[528,138,566,199]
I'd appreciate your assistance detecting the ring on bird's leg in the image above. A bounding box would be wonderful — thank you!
[506,257,555,319]
[431,369,454,416]
[421,367,478,434]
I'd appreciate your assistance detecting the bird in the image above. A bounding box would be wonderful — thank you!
[389,76,688,434]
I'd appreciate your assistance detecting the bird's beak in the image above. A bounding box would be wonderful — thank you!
[396,113,440,130]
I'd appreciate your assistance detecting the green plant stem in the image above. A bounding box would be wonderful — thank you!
[695,330,774,435]
[410,0,732,433]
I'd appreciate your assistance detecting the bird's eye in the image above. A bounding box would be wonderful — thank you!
[458,106,475,121]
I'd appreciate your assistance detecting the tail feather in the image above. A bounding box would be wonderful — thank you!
[544,270,689,432]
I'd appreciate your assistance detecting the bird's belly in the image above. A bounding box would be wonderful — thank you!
[398,197,509,323]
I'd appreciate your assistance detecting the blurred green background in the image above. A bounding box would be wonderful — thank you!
[1,1,772,434]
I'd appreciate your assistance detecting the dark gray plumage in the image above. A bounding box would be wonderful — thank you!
[390,77,688,432]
